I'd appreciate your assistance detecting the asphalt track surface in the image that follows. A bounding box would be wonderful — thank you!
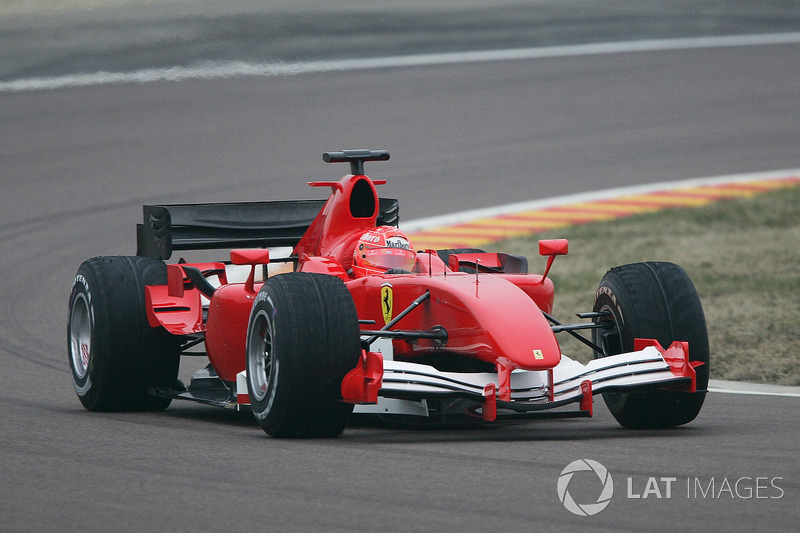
[1,2,799,531]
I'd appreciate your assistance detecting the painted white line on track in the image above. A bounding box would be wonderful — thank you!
[709,380,800,398]
[401,168,800,233]
[2,32,800,92]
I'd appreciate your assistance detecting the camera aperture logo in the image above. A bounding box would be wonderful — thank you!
[557,459,614,516]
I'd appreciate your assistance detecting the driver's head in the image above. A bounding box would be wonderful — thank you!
[352,226,416,277]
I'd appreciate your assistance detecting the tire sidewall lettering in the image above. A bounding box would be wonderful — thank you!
[596,284,625,332]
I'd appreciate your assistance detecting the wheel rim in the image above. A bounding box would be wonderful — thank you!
[247,309,274,402]
[593,303,622,358]
[69,293,92,379]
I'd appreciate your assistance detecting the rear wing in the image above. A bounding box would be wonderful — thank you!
[136,198,399,260]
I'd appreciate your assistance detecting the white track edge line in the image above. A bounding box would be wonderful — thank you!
[708,380,800,398]
[400,168,800,232]
[2,32,800,92]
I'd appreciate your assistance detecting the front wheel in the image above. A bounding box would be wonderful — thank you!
[246,273,361,438]
[593,262,709,429]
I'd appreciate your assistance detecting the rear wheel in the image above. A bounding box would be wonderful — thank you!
[68,256,181,411]
[593,262,709,428]
[246,273,361,438]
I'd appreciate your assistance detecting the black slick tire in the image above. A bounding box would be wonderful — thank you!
[593,262,709,429]
[246,273,361,438]
[68,256,181,411]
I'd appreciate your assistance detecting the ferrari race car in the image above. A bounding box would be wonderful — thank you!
[68,149,709,438]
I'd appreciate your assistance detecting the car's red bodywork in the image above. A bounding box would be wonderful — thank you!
[68,149,708,436]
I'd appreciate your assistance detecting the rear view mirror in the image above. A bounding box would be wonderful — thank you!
[539,239,569,257]
[538,239,569,282]
[230,249,270,266]
[230,249,270,292]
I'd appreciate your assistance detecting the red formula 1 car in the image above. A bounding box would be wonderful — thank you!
[68,149,709,437]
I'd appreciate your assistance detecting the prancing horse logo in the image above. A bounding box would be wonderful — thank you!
[381,284,393,325]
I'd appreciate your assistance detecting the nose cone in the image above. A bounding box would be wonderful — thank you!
[376,274,562,370]
[456,276,562,369]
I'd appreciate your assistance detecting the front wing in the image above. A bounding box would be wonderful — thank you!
[351,339,699,421]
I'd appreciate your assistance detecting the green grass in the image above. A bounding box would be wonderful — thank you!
[487,185,800,386]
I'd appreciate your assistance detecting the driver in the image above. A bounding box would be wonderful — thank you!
[352,226,417,277]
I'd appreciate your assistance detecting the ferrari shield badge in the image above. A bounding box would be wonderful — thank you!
[381,284,393,325]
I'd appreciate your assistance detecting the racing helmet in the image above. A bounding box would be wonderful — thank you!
[352,226,416,277]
